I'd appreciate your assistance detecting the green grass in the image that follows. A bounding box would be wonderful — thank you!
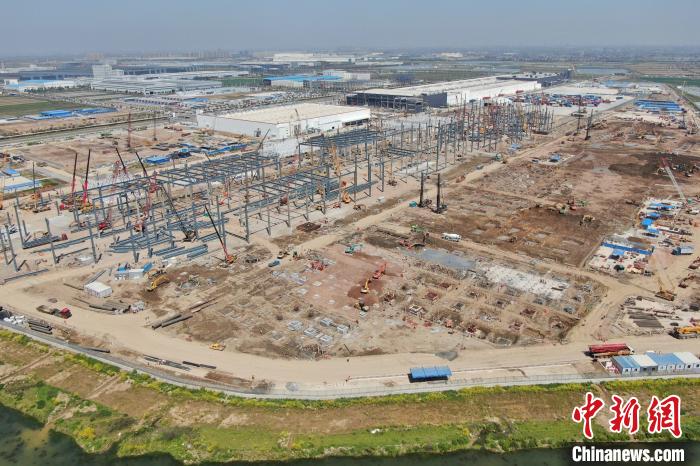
[637,76,700,88]
[0,98,83,118]
[2,329,700,462]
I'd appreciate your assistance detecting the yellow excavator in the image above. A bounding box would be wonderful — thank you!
[209,342,226,351]
[672,325,700,339]
[360,278,370,294]
[146,272,170,292]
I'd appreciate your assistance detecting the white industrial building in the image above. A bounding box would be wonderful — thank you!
[196,103,371,139]
[323,70,371,81]
[84,281,113,298]
[347,76,541,111]
[91,78,222,95]
[3,79,77,92]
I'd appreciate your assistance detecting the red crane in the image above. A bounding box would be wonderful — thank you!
[204,205,235,264]
[81,149,92,210]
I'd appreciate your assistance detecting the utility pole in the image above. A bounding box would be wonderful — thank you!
[127,111,132,149]
[153,111,157,141]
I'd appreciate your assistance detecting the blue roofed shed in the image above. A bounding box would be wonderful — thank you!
[145,155,171,165]
[611,355,640,374]
[646,352,684,372]
[409,366,452,382]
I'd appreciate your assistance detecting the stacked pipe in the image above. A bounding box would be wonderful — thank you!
[27,319,52,335]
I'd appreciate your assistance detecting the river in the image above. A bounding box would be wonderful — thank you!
[0,406,696,466]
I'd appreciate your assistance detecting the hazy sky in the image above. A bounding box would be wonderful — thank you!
[1,0,699,56]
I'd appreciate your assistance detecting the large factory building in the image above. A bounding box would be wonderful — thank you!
[346,76,541,111]
[196,103,370,139]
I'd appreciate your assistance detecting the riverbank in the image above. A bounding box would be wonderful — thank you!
[0,330,698,463]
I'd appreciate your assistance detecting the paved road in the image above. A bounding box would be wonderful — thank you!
[2,320,698,400]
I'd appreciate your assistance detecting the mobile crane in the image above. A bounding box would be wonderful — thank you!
[134,151,195,241]
[204,205,235,264]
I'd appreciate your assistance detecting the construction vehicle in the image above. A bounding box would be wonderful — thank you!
[81,149,92,210]
[146,274,170,292]
[60,152,79,211]
[660,156,687,206]
[135,151,195,241]
[360,278,370,294]
[354,300,369,312]
[672,325,700,339]
[204,205,236,264]
[99,149,131,231]
[372,262,387,280]
[209,342,226,351]
[277,246,291,260]
[587,343,634,359]
[36,306,72,319]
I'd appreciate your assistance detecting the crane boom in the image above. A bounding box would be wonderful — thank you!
[82,149,91,208]
[134,151,194,241]
[204,205,234,263]
[661,157,686,204]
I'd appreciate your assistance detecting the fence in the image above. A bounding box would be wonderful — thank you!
[1,320,698,400]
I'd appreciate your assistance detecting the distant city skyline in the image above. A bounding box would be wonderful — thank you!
[1,0,699,56]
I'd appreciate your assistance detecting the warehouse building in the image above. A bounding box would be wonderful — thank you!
[196,103,370,139]
[91,78,222,95]
[3,79,76,92]
[612,352,700,375]
[346,76,541,111]
[263,74,342,88]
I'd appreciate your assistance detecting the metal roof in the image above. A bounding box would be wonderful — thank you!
[673,352,700,366]
[630,354,657,368]
[646,352,684,367]
[265,74,341,82]
[410,366,452,380]
[612,355,639,371]
[359,76,526,97]
[215,103,367,125]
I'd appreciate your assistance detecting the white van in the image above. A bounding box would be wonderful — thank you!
[442,233,461,242]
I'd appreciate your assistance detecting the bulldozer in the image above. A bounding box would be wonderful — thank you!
[209,342,226,351]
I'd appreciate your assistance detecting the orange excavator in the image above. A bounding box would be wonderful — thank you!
[372,262,387,280]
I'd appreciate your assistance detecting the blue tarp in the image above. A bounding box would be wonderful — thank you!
[641,218,653,227]
[611,249,626,258]
[40,110,73,118]
[602,242,654,256]
[409,366,452,381]
[145,155,171,165]
[2,168,19,176]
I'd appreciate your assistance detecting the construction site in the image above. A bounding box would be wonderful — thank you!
[1,79,700,395]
